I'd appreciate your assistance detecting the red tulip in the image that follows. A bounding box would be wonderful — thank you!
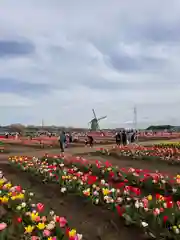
[163,215,168,223]
[37,203,44,212]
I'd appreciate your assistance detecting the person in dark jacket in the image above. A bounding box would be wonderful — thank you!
[122,130,127,146]
[58,131,66,152]
[84,138,88,146]
[69,133,73,143]
[131,132,135,143]
[88,135,94,147]
[115,132,121,145]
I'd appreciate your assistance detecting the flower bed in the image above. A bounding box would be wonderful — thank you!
[153,143,180,149]
[42,155,180,199]
[0,170,82,240]
[95,145,180,165]
[0,141,6,153]
[8,155,180,239]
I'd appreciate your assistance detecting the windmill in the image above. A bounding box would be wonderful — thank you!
[88,109,107,131]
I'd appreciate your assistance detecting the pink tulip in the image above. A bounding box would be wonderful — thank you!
[15,185,22,192]
[43,229,51,237]
[59,217,67,227]
[0,222,7,231]
[31,236,40,240]
[41,216,47,222]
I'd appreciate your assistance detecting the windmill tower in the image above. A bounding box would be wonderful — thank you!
[88,109,107,131]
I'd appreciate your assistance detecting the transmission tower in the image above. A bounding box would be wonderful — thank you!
[133,106,137,130]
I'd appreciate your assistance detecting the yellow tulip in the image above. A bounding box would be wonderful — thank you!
[31,212,39,221]
[69,229,77,237]
[4,183,12,189]
[25,225,34,233]
[16,193,25,199]
[0,179,5,186]
[102,188,110,195]
[36,222,45,230]
[1,196,9,203]
[147,195,152,201]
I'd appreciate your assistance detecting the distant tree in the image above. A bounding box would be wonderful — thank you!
[146,125,174,131]
[8,124,26,135]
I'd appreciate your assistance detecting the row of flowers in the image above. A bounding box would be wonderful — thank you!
[95,144,180,165]
[153,143,180,149]
[8,155,180,239]
[38,154,180,200]
[0,170,82,240]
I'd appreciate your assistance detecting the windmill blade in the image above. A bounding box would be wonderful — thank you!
[97,116,107,121]
[92,109,97,119]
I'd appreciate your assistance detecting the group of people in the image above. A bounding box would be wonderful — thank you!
[115,130,137,146]
[58,131,95,152]
[58,130,137,153]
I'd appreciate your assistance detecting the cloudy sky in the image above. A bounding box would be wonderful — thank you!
[0,0,180,128]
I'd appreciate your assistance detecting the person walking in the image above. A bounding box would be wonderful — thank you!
[88,135,94,147]
[58,131,66,153]
[84,136,88,147]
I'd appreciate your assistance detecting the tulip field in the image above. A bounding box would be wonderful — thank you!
[2,141,180,239]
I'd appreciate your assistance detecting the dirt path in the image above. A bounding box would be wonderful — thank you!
[2,164,143,240]
[0,144,115,164]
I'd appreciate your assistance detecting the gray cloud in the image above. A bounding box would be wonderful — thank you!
[124,22,180,43]
[109,53,167,73]
[81,77,178,91]
[0,40,35,57]
[0,78,51,96]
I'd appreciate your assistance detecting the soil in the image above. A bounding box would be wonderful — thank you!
[6,145,43,153]
[3,141,114,150]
